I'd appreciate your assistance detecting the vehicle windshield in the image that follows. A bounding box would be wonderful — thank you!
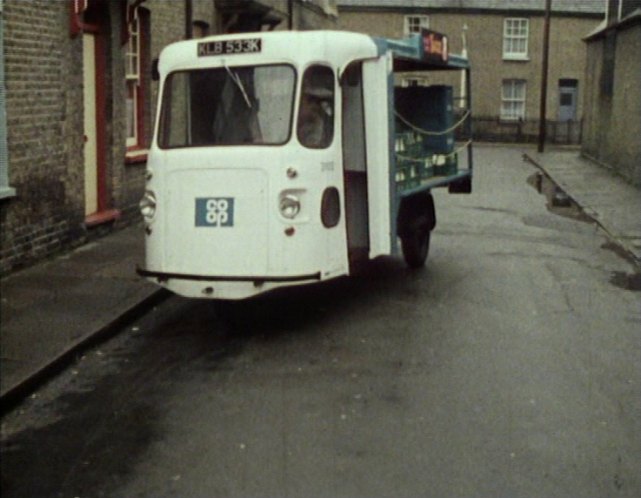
[158,64,296,148]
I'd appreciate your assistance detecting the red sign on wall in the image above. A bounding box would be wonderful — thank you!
[422,29,448,63]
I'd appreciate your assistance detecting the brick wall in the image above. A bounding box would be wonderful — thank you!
[0,0,85,274]
[0,0,206,276]
[582,22,641,186]
[0,0,332,275]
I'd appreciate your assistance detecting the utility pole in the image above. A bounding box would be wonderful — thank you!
[538,0,552,152]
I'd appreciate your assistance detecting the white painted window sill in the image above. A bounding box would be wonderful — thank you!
[125,148,149,165]
[0,186,16,200]
[503,55,530,62]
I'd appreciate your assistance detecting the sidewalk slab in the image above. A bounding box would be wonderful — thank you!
[525,149,641,265]
[0,223,166,410]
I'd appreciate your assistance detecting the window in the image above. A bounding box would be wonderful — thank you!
[503,18,529,60]
[501,79,526,120]
[404,15,429,36]
[159,65,296,148]
[297,65,334,149]
[125,8,147,149]
[0,1,14,199]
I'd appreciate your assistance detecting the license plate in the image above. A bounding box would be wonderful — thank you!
[198,38,261,57]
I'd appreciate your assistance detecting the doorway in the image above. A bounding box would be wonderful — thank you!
[341,62,369,267]
[80,2,115,225]
[82,33,98,216]
[558,79,578,122]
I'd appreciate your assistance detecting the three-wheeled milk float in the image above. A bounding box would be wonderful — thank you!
[138,29,473,300]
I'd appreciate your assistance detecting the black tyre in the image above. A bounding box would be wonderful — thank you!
[401,226,430,268]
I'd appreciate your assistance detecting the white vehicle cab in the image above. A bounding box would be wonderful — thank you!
[137,30,473,300]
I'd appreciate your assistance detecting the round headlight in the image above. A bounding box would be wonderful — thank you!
[279,194,300,219]
[139,191,157,222]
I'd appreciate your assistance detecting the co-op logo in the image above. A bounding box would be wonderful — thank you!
[195,198,234,227]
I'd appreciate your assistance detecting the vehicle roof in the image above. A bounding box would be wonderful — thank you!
[158,30,469,76]
[158,30,379,75]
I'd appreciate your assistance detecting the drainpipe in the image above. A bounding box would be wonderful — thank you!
[537,0,552,152]
[288,0,293,30]
[185,0,193,39]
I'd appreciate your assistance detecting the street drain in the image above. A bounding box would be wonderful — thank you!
[527,172,592,223]
[610,271,641,292]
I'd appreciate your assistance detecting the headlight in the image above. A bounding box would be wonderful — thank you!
[279,194,300,219]
[139,190,157,222]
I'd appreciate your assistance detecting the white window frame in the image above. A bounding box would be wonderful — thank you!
[503,18,529,60]
[0,0,15,199]
[125,10,141,148]
[404,15,429,37]
[501,79,527,121]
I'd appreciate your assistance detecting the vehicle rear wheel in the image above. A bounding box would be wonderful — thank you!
[401,226,430,268]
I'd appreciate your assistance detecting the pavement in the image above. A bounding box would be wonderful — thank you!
[524,148,641,265]
[1,145,640,413]
[0,224,169,413]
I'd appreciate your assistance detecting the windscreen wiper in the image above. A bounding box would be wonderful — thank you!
[224,64,252,109]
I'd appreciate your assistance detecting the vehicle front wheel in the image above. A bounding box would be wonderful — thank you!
[401,227,430,268]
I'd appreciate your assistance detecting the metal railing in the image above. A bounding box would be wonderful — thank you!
[468,116,583,145]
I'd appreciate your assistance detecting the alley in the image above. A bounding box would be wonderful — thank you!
[1,146,640,498]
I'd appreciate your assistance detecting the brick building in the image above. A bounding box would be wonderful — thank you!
[581,0,641,186]
[0,0,337,275]
[336,0,604,144]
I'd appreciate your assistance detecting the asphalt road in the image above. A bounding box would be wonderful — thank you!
[2,145,640,498]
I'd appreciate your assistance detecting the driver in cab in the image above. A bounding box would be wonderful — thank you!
[297,86,333,148]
